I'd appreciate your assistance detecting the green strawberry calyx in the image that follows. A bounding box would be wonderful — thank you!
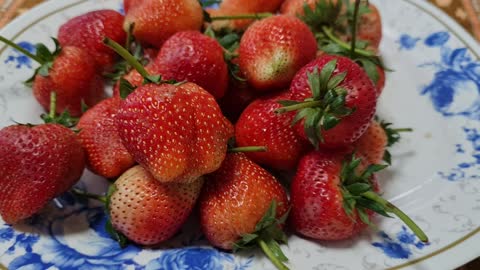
[41,92,79,128]
[233,200,290,270]
[339,154,429,243]
[72,186,129,248]
[298,0,388,84]
[275,59,353,149]
[103,38,182,99]
[0,35,62,86]
[376,117,413,164]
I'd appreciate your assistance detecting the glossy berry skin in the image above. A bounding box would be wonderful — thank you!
[155,31,228,99]
[354,121,387,165]
[290,151,375,240]
[124,0,143,13]
[208,0,284,31]
[109,165,204,245]
[290,55,377,148]
[124,0,203,48]
[239,15,317,91]
[236,91,311,170]
[0,124,85,224]
[199,153,289,250]
[116,82,233,183]
[58,10,126,70]
[280,0,383,51]
[77,97,135,178]
[33,46,105,117]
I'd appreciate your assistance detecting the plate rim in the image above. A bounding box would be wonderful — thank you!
[0,0,479,269]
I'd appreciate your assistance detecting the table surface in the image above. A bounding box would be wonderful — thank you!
[1,0,479,269]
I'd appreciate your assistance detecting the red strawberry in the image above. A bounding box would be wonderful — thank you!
[109,165,203,245]
[124,0,143,13]
[124,0,204,48]
[235,91,311,170]
[58,10,126,70]
[0,36,105,117]
[200,153,290,269]
[32,45,105,117]
[154,31,228,99]
[355,120,412,165]
[116,82,233,183]
[277,55,377,149]
[354,120,387,166]
[77,97,135,179]
[207,0,284,31]
[0,123,85,224]
[238,15,317,91]
[290,151,428,242]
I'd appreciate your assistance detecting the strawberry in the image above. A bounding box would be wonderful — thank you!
[290,151,428,242]
[58,10,126,70]
[238,15,317,91]
[376,66,386,94]
[123,0,143,13]
[154,31,228,99]
[124,0,204,48]
[108,165,204,245]
[0,94,85,224]
[207,0,284,31]
[0,36,105,117]
[199,153,290,269]
[116,82,233,183]
[276,55,377,149]
[355,119,412,165]
[103,38,234,184]
[77,97,135,179]
[235,91,311,170]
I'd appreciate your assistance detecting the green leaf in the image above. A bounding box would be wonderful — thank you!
[255,200,278,231]
[357,198,392,218]
[361,164,388,179]
[383,150,392,165]
[319,59,337,91]
[322,113,340,130]
[298,0,343,32]
[119,78,137,99]
[357,208,375,228]
[346,183,372,195]
[105,219,128,248]
[292,108,314,126]
[327,72,347,89]
[35,43,53,63]
[105,184,117,212]
[307,68,321,98]
[357,58,379,84]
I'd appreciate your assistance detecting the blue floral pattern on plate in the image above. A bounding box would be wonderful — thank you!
[4,41,35,69]
[372,226,429,259]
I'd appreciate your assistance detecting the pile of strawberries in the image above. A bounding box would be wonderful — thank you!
[0,0,428,269]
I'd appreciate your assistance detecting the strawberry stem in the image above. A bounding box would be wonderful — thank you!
[350,0,361,58]
[48,92,57,119]
[321,26,374,57]
[210,12,272,21]
[103,38,151,79]
[361,191,429,243]
[71,188,107,204]
[229,146,267,153]
[275,100,323,114]
[0,35,44,64]
[258,239,290,270]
